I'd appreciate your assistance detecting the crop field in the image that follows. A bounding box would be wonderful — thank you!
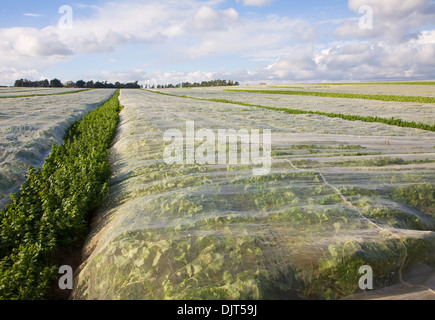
[156,85,435,126]
[0,84,434,300]
[0,89,116,208]
[66,85,435,300]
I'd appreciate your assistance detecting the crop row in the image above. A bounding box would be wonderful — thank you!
[73,163,435,299]
[0,90,122,300]
[150,91,435,132]
[278,82,435,86]
[227,89,435,104]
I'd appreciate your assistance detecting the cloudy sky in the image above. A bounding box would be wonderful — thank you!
[1,0,435,86]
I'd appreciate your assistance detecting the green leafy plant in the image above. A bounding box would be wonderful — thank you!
[0,90,122,300]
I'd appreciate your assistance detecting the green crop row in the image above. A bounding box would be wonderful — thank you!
[303,82,435,86]
[291,157,435,169]
[227,89,435,104]
[270,82,435,86]
[148,90,435,132]
[0,90,122,300]
[267,86,303,89]
[393,184,435,216]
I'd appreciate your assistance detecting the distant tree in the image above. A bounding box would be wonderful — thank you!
[14,79,24,87]
[93,81,103,88]
[50,78,63,88]
[76,80,86,88]
[64,81,76,88]
[14,79,51,87]
[41,79,49,87]
[14,77,237,89]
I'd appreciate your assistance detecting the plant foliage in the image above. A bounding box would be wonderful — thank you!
[0,90,122,300]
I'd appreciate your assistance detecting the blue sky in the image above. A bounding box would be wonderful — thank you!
[0,0,434,85]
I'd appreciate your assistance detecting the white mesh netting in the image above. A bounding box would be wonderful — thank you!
[72,89,435,300]
[0,89,116,208]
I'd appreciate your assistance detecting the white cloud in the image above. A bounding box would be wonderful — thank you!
[415,30,435,44]
[335,0,435,43]
[192,6,239,31]
[101,37,435,85]
[250,39,435,82]
[0,67,40,85]
[238,0,274,7]
[185,16,317,60]
[0,0,316,84]
[0,0,434,85]
[23,13,44,18]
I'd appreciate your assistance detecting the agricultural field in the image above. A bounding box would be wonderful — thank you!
[69,85,435,300]
[157,85,435,126]
[266,83,435,98]
[0,89,116,208]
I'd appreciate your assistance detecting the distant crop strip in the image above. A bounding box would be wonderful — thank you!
[270,82,435,86]
[147,90,435,132]
[0,88,94,99]
[225,89,435,104]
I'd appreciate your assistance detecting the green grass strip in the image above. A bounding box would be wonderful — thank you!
[297,82,435,86]
[146,90,435,132]
[0,89,94,99]
[267,86,303,89]
[0,90,122,300]
[225,89,435,104]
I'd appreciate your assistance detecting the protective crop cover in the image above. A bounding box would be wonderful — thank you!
[72,89,435,300]
[0,89,116,208]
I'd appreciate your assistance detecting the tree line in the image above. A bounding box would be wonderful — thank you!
[147,79,240,89]
[13,78,241,89]
[14,79,142,89]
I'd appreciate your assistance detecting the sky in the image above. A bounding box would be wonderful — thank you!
[0,0,435,86]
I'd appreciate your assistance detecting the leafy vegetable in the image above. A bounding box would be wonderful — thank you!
[0,90,122,300]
